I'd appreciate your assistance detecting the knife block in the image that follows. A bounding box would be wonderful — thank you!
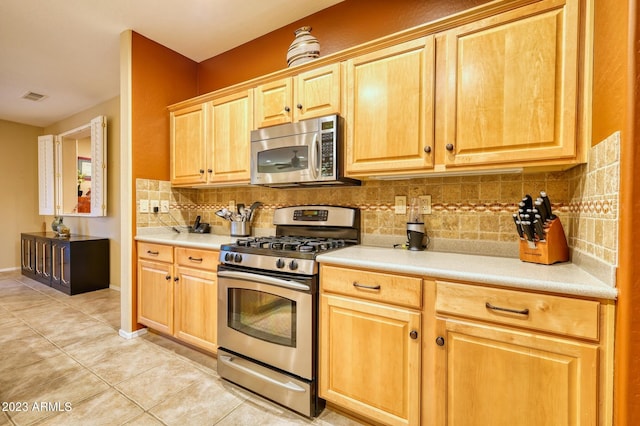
[519,218,569,265]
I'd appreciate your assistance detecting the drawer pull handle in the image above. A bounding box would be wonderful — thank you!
[147,250,159,255]
[485,302,529,316]
[353,282,381,290]
[188,256,203,262]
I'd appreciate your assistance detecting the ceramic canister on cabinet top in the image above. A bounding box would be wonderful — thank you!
[287,26,320,67]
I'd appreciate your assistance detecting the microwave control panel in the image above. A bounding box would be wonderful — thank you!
[320,119,336,177]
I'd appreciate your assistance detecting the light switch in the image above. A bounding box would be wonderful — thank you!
[150,200,159,211]
[139,200,149,213]
[160,200,169,213]
[395,196,407,214]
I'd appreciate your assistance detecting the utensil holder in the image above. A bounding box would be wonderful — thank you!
[519,218,569,265]
[231,221,250,237]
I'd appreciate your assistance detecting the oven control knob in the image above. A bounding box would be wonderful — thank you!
[276,258,285,269]
[234,254,242,263]
[224,253,233,262]
[289,260,298,271]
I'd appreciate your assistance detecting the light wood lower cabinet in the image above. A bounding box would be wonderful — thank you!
[319,265,422,426]
[430,280,610,426]
[137,242,218,353]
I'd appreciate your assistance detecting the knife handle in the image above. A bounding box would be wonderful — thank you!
[522,221,536,242]
[513,214,524,238]
[540,191,556,219]
[533,219,546,241]
[535,200,549,222]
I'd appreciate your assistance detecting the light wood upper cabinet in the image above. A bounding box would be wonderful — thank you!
[254,63,341,128]
[437,0,581,168]
[254,78,293,128]
[170,104,207,185]
[294,63,341,121]
[208,90,253,184]
[345,37,435,176]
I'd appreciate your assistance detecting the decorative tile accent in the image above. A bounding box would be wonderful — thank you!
[136,133,620,270]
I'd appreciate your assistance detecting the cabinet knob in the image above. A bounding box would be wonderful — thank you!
[284,106,291,112]
[445,143,454,152]
[199,169,205,174]
[423,146,432,154]
[207,169,213,173]
[165,275,171,281]
[410,330,419,340]
[297,104,303,110]
[174,277,179,283]
[435,336,445,346]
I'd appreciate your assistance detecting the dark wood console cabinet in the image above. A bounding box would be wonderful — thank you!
[20,232,109,295]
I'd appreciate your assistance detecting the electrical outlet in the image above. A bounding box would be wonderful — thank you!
[395,196,407,214]
[150,200,159,212]
[419,195,432,214]
[139,200,149,213]
[160,200,169,213]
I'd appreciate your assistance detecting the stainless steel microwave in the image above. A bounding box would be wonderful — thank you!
[250,114,360,187]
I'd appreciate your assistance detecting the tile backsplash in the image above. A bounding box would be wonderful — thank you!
[136,132,619,284]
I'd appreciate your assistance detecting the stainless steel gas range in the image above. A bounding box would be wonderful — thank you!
[217,205,360,417]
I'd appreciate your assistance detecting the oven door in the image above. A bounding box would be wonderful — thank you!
[217,266,315,380]
[251,132,320,186]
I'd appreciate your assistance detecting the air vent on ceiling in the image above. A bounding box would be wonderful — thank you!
[22,91,48,102]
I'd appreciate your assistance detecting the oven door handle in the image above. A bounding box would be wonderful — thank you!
[219,355,306,393]
[217,270,311,291]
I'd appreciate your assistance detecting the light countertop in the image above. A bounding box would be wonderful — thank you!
[317,246,618,300]
[134,232,617,300]
[135,232,233,250]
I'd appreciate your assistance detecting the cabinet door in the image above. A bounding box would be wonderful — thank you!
[170,104,207,185]
[137,259,174,335]
[34,238,51,284]
[208,90,253,184]
[174,266,217,353]
[345,37,435,176]
[20,235,36,278]
[320,294,421,426]
[435,318,598,426]
[51,241,70,291]
[254,78,293,128]
[439,0,579,167]
[294,63,341,121]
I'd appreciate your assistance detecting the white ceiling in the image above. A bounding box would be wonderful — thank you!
[0,0,343,127]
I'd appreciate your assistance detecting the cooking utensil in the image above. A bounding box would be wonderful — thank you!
[247,201,262,222]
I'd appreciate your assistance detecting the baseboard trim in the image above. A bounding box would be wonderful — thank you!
[119,328,148,339]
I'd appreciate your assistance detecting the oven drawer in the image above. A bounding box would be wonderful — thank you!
[436,281,600,340]
[138,242,173,263]
[175,247,218,270]
[321,265,422,309]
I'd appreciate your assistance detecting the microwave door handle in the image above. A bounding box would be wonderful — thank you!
[310,133,320,179]
[218,270,311,291]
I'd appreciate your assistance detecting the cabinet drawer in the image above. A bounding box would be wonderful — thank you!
[138,242,173,263]
[321,265,422,309]
[436,281,600,340]
[175,247,219,271]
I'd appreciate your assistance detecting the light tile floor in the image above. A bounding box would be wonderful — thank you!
[0,271,367,426]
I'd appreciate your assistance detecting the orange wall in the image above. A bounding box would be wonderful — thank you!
[592,0,639,423]
[132,32,198,181]
[197,0,490,93]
